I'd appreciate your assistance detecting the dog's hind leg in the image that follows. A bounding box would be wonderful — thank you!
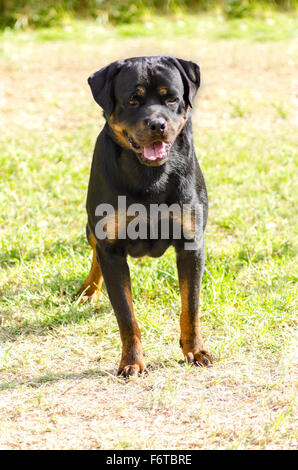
[76,225,103,303]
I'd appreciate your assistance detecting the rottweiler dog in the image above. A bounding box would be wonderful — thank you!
[77,56,212,377]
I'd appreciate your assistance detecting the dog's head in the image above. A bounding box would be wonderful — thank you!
[88,56,200,166]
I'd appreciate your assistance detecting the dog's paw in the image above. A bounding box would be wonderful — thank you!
[117,360,148,379]
[80,291,101,304]
[75,286,101,304]
[184,349,213,368]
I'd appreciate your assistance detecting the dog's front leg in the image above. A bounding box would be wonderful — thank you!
[96,246,147,377]
[176,245,212,367]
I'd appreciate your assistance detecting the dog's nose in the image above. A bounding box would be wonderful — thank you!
[147,118,167,133]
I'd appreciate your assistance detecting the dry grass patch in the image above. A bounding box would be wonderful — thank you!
[0,356,296,449]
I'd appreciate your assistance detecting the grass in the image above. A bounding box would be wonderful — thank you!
[0,13,297,449]
[1,13,297,44]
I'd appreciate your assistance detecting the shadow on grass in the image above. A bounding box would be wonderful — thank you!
[0,233,88,270]
[0,367,118,391]
[0,360,196,392]
[0,291,111,341]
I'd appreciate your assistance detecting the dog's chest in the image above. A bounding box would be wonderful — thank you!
[126,239,171,258]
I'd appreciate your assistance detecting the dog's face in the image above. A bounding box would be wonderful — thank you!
[88,56,200,166]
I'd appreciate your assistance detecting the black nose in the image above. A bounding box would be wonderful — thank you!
[147,118,167,133]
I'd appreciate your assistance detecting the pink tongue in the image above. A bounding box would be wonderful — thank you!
[144,141,167,160]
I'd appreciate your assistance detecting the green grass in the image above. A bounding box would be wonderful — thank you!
[0,13,297,44]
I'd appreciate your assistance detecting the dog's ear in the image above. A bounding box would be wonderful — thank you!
[168,57,200,108]
[88,60,124,116]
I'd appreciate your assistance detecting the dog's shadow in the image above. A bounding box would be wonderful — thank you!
[0,270,112,341]
[0,360,193,392]
[0,367,118,392]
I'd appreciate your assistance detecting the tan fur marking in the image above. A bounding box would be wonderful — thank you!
[108,114,131,149]
[179,279,200,351]
[181,209,196,240]
[159,86,168,95]
[76,232,103,301]
[168,210,195,240]
[136,86,146,96]
[104,209,128,242]
[176,115,188,136]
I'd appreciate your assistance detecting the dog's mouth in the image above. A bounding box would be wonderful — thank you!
[124,132,173,165]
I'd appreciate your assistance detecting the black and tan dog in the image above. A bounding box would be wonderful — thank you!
[77,56,212,377]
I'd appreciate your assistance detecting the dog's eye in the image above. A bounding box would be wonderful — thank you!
[166,97,178,105]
